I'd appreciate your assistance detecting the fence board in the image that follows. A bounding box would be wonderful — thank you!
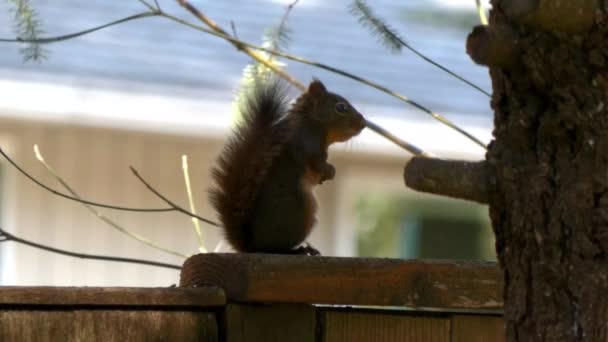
[225,304,316,342]
[323,310,451,342]
[451,315,505,342]
[180,253,502,310]
[0,310,74,342]
[73,310,217,342]
[0,286,225,307]
[0,310,218,342]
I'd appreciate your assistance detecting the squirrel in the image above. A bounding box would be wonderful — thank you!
[209,78,366,255]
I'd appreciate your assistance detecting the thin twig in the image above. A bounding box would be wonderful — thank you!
[135,0,155,11]
[0,227,181,270]
[278,0,300,32]
[350,0,491,97]
[0,9,483,152]
[181,155,207,252]
[0,12,158,44]
[34,145,187,258]
[159,12,486,150]
[175,0,305,89]
[475,0,489,25]
[365,121,436,157]
[0,147,175,212]
[130,166,221,227]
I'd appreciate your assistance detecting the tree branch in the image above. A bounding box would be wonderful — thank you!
[404,157,489,204]
[0,11,158,44]
[175,0,305,90]
[160,10,486,151]
[34,145,188,258]
[0,147,173,212]
[0,227,181,270]
[467,25,519,68]
[0,4,486,152]
[129,166,221,227]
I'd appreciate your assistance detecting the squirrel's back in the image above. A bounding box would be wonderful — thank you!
[209,80,294,252]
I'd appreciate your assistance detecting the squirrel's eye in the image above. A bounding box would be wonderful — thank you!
[335,102,349,113]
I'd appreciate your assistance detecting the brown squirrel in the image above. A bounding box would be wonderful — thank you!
[209,78,366,255]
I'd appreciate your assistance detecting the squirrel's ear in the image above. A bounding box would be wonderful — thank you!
[308,79,327,97]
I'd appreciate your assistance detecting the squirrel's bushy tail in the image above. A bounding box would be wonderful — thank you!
[209,80,293,251]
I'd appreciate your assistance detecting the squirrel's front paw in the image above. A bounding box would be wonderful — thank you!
[320,164,336,184]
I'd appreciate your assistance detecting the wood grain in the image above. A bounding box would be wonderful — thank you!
[0,310,218,342]
[73,310,218,342]
[0,311,74,342]
[225,304,316,342]
[451,315,505,342]
[0,286,225,307]
[180,253,503,310]
[323,309,450,342]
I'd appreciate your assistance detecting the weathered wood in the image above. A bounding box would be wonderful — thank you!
[73,310,218,342]
[322,309,450,342]
[0,311,74,342]
[451,315,505,342]
[225,304,316,342]
[0,310,218,342]
[180,254,503,310]
[0,286,225,307]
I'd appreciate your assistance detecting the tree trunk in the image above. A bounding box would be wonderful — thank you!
[485,1,608,341]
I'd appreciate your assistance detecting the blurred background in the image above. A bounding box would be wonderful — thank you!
[0,0,494,286]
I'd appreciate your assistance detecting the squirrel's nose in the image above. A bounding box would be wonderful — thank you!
[355,114,366,130]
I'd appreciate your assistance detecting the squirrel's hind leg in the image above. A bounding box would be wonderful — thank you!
[289,243,321,256]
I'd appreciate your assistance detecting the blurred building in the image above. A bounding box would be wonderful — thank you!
[0,0,493,286]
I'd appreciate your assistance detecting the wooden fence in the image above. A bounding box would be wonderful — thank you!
[0,254,504,341]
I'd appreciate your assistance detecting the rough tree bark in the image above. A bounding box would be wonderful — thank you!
[480,1,606,341]
[406,1,608,340]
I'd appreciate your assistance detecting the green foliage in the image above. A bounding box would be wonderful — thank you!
[349,0,403,53]
[355,194,403,257]
[6,0,46,61]
[355,192,495,260]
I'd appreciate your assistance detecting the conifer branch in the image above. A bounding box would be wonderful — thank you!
[6,0,46,60]
[349,0,491,97]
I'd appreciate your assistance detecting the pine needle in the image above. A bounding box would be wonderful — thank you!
[349,0,491,97]
[349,0,403,53]
[7,0,46,61]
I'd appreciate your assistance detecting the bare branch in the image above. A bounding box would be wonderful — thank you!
[181,155,206,252]
[175,0,305,90]
[0,12,157,44]
[365,121,435,157]
[0,227,181,270]
[467,25,519,68]
[404,157,489,204]
[0,8,481,153]
[475,0,488,25]
[130,166,221,227]
[34,145,187,258]
[0,147,175,212]
[350,0,491,97]
[160,12,486,151]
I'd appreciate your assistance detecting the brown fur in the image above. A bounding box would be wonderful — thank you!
[209,78,365,254]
